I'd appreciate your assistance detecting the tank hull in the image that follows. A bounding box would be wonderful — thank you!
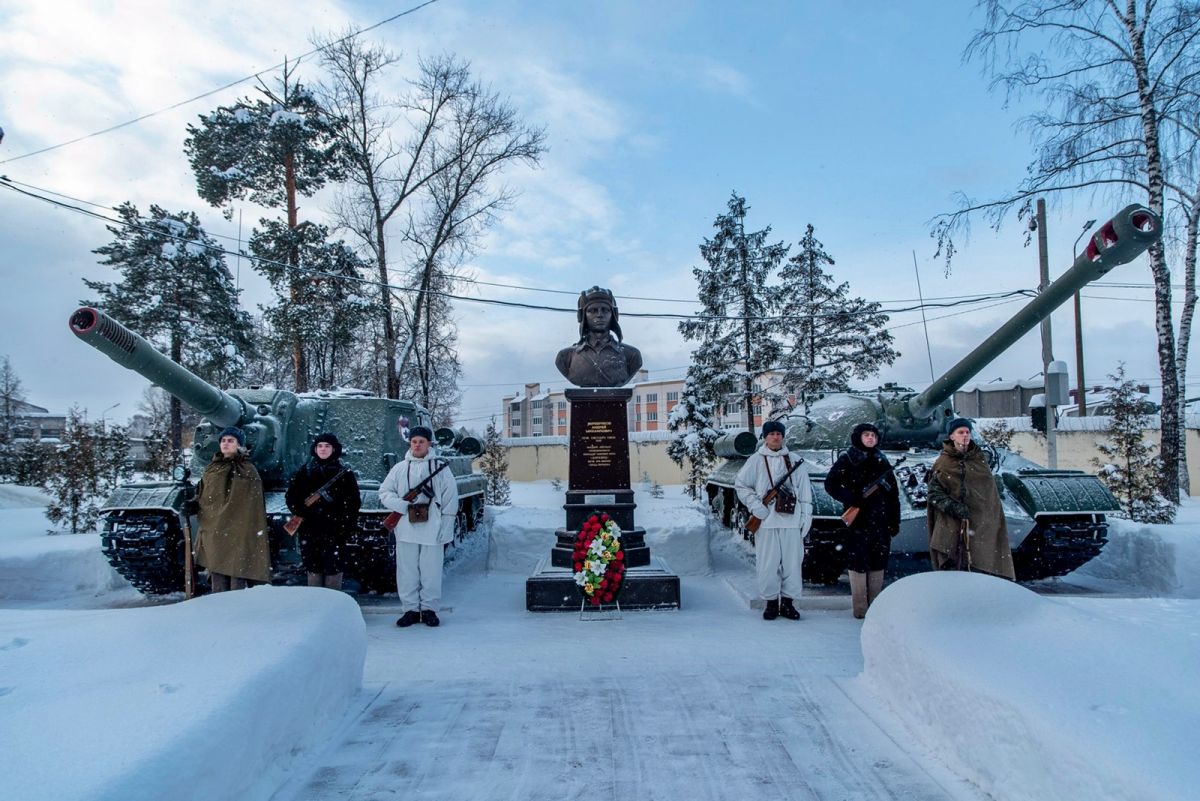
[101,473,486,596]
[704,447,1117,584]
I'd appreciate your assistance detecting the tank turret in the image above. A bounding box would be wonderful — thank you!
[706,205,1161,584]
[784,204,1161,450]
[68,307,486,595]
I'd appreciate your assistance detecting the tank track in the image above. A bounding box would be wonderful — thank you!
[100,510,188,595]
[102,496,487,597]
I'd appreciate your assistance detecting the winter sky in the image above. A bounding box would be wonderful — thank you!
[0,0,1190,428]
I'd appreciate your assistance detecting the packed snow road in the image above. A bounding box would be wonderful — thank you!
[268,574,985,801]
[5,482,1198,801]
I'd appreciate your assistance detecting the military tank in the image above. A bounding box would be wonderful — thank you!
[68,307,486,595]
[706,204,1161,583]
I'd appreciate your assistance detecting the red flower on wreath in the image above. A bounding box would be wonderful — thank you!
[572,512,625,605]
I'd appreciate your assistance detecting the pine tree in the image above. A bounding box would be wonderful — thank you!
[777,224,898,412]
[479,417,511,506]
[248,219,372,390]
[43,408,132,534]
[185,61,347,391]
[679,193,789,432]
[1092,365,1176,524]
[667,375,721,500]
[86,203,254,457]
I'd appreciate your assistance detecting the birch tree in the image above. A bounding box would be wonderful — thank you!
[931,0,1200,503]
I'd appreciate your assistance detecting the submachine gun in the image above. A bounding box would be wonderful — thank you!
[746,457,806,535]
[382,461,451,531]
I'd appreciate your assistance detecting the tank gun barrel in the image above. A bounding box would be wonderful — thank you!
[69,307,246,427]
[905,205,1161,421]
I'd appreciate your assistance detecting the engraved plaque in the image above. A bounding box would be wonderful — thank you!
[567,388,631,491]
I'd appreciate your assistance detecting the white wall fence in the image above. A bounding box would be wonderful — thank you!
[495,418,1200,490]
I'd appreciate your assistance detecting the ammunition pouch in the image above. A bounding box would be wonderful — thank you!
[774,485,797,515]
[408,503,430,524]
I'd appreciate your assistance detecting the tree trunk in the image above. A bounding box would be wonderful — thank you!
[1131,17,1180,503]
[1175,204,1199,496]
[285,151,307,392]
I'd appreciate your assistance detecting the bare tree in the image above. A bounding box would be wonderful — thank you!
[316,37,463,398]
[1163,92,1200,492]
[400,63,546,413]
[0,355,25,444]
[931,0,1200,503]
[316,37,545,404]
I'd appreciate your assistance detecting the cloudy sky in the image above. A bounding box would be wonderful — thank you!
[0,0,1187,427]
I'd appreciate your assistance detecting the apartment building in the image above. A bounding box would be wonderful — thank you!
[501,366,795,437]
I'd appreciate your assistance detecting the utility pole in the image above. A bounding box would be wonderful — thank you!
[1036,199,1057,468]
[1072,220,1096,416]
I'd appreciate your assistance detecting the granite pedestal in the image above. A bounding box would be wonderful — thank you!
[526,387,681,611]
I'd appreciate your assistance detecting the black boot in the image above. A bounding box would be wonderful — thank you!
[395,610,421,628]
[762,599,779,621]
[779,596,801,620]
[421,609,441,627]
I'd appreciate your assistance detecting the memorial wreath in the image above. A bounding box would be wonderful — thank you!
[572,512,625,605]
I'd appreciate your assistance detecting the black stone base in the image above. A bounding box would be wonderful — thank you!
[526,556,681,612]
[564,489,636,531]
[550,526,650,569]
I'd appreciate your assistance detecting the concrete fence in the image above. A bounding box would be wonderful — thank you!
[494,418,1200,490]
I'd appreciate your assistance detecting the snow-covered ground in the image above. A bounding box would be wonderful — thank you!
[1,481,1197,801]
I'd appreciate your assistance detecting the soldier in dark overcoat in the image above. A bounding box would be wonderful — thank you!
[285,432,361,590]
[824,422,901,618]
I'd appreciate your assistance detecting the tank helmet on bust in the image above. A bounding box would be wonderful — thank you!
[576,285,623,342]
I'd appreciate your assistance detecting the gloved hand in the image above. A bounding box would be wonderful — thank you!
[949,500,970,521]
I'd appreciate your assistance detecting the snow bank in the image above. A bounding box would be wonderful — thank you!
[0,587,366,801]
[486,481,710,574]
[0,488,134,603]
[861,573,1199,801]
[1068,497,1200,597]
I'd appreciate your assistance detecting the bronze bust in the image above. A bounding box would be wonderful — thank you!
[555,286,643,387]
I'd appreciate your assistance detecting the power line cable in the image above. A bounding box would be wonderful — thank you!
[0,0,442,166]
[3,174,1043,324]
[5,175,1045,309]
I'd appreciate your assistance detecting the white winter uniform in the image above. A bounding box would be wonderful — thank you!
[379,452,459,613]
[735,444,813,601]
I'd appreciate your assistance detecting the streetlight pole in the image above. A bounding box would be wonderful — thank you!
[99,402,120,429]
[1073,220,1097,416]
